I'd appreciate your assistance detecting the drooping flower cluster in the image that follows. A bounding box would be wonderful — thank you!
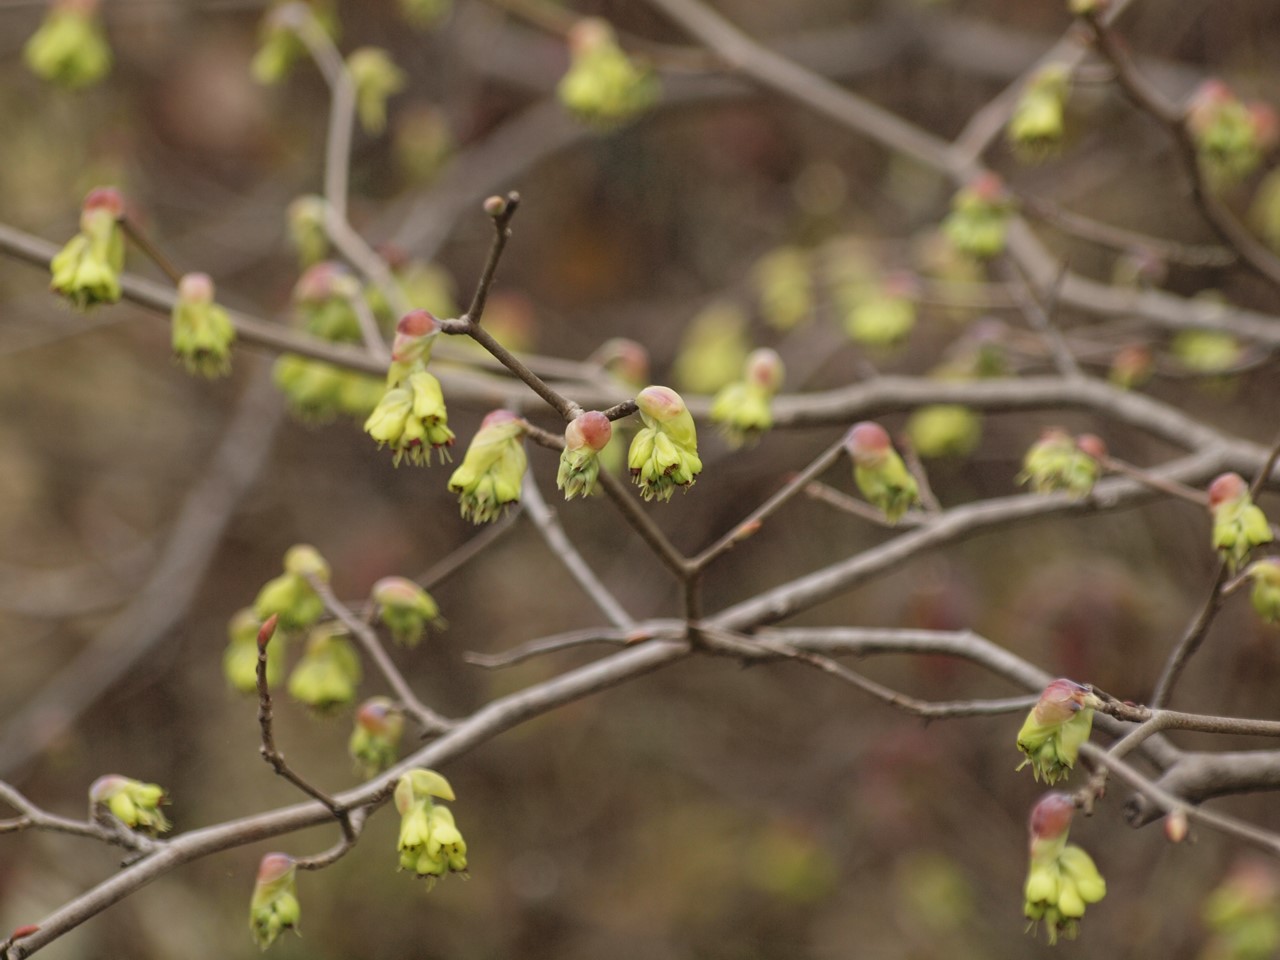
[1016,679,1096,785]
[1209,472,1273,572]
[372,576,443,647]
[1247,557,1280,624]
[710,349,785,447]
[1186,80,1276,187]
[628,386,702,502]
[252,545,330,631]
[1017,429,1104,499]
[843,421,919,524]
[395,769,468,887]
[557,411,613,500]
[89,775,170,834]
[287,622,362,712]
[1023,793,1107,944]
[942,173,1013,260]
[349,697,405,777]
[24,0,112,89]
[249,853,301,950]
[171,273,236,378]
[364,310,456,465]
[447,410,527,522]
[50,187,125,310]
[557,18,659,128]
[1008,65,1071,161]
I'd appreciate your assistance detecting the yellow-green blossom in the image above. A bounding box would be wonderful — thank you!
[557,411,613,500]
[1017,428,1101,499]
[1016,679,1096,785]
[844,421,919,524]
[394,769,467,887]
[24,0,111,89]
[287,195,329,267]
[557,18,659,128]
[1248,558,1280,624]
[942,173,1012,260]
[1008,65,1070,162]
[710,348,784,447]
[628,386,702,502]
[347,47,405,134]
[1023,792,1106,944]
[50,187,125,309]
[448,410,527,523]
[372,576,443,646]
[287,623,361,712]
[249,853,301,949]
[349,697,404,777]
[1209,472,1273,572]
[223,608,285,693]
[172,272,236,378]
[89,775,170,834]
[753,246,813,331]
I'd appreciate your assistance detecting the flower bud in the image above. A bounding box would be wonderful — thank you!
[673,300,749,394]
[292,261,362,342]
[1210,472,1273,571]
[1247,558,1280,624]
[347,47,406,135]
[253,547,327,631]
[223,608,285,693]
[1017,428,1100,499]
[1172,328,1241,375]
[1187,80,1267,187]
[286,195,329,267]
[287,623,362,712]
[710,349,784,447]
[349,697,405,776]
[50,187,126,310]
[628,387,702,502]
[557,18,659,128]
[24,0,112,89]
[594,338,650,391]
[1008,65,1070,162]
[89,775,170,834]
[389,309,440,369]
[249,853,300,949]
[393,103,455,184]
[171,273,236,378]
[447,411,527,522]
[843,422,919,523]
[1016,679,1096,784]
[252,0,338,85]
[1109,343,1154,389]
[557,411,613,500]
[942,173,1012,260]
[372,576,443,646]
[906,405,981,459]
[1164,810,1189,844]
[1024,791,1106,944]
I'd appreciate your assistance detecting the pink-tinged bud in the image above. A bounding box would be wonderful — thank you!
[177,272,215,305]
[1033,678,1090,725]
[567,16,612,55]
[483,195,507,218]
[292,261,350,304]
[1076,434,1107,460]
[397,309,439,338]
[635,385,686,422]
[256,852,295,885]
[565,411,612,451]
[1029,791,1076,842]
[1208,472,1248,510]
[744,348,785,393]
[970,171,1005,203]
[1164,810,1189,843]
[8,925,39,941]
[356,697,398,735]
[844,421,892,466]
[82,186,125,219]
[480,409,521,430]
[882,269,920,300]
[257,614,279,650]
[596,338,650,388]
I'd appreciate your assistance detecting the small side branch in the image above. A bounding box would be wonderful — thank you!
[1149,561,1230,709]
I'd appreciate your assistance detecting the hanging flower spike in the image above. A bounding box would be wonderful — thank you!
[447,410,527,523]
[843,421,919,524]
[371,575,443,647]
[349,697,405,777]
[941,172,1012,260]
[223,608,285,693]
[1024,792,1107,944]
[287,622,362,712]
[365,312,456,465]
[1186,80,1272,188]
[710,348,784,447]
[628,386,702,502]
[347,48,405,135]
[50,186,125,310]
[292,261,362,342]
[249,853,301,950]
[558,411,613,500]
[287,195,329,267]
[1016,679,1097,785]
[171,273,236,378]
[1247,558,1280,624]
[252,545,329,631]
[557,18,659,128]
[1008,64,1070,162]
[89,775,170,834]
[24,0,112,89]
[1017,428,1101,499]
[394,769,467,887]
[1209,472,1274,572]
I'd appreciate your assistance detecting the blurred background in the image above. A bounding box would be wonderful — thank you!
[3,0,1280,957]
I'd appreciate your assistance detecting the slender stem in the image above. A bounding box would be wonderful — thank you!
[1101,456,1209,506]
[346,288,391,362]
[1251,431,1280,497]
[595,468,691,579]
[416,511,520,589]
[1003,257,1083,379]
[291,9,354,222]
[120,217,184,287]
[803,480,924,527]
[1149,561,1231,709]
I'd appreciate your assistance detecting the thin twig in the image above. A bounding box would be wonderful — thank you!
[520,468,635,629]
[290,7,355,222]
[1149,560,1231,709]
[1101,455,1209,506]
[0,781,155,853]
[1250,431,1280,498]
[1003,257,1083,379]
[254,617,355,842]
[346,287,391,362]
[803,480,925,527]
[120,217,184,287]
[417,511,521,589]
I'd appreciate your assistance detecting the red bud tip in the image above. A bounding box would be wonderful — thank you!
[479,409,521,429]
[1029,791,1076,841]
[1164,810,1189,843]
[482,195,507,218]
[83,187,125,219]
[396,309,439,337]
[1034,678,1090,723]
[9,925,40,941]
[969,171,1005,202]
[567,411,612,451]
[1249,102,1279,149]
[882,270,920,299]
[256,852,296,883]
[734,519,763,541]
[376,243,409,271]
[258,615,279,650]
[293,262,348,303]
[844,421,892,463]
[1076,434,1107,460]
[635,385,685,420]
[178,272,215,304]
[568,17,612,54]
[1208,472,1248,510]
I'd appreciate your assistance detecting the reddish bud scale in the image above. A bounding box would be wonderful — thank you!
[257,852,295,883]
[258,614,279,650]
[356,699,395,734]
[9,925,39,941]
[178,272,215,305]
[1029,791,1076,841]
[480,409,521,429]
[397,309,439,338]
[83,186,125,219]
[1034,678,1088,724]
[566,411,612,451]
[1164,810,1189,843]
[483,195,507,218]
[636,385,685,421]
[1076,434,1107,460]
[970,171,1005,203]
[1208,472,1248,510]
[844,421,892,464]
[293,262,347,303]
